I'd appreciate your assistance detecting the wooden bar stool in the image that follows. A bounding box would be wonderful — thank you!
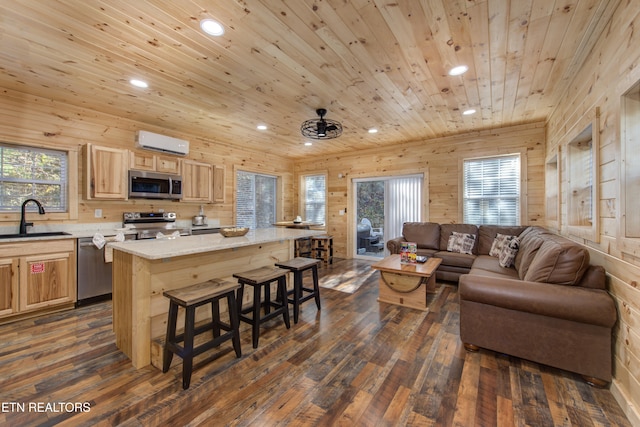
[233,266,291,348]
[275,257,321,324]
[162,279,241,390]
[312,235,334,266]
[294,237,312,258]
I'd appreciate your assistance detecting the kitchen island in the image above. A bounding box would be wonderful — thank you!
[110,228,323,369]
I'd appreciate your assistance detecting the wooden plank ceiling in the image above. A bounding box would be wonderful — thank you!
[0,0,618,159]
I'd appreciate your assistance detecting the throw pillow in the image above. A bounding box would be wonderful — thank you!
[489,233,517,257]
[499,237,520,268]
[447,231,476,255]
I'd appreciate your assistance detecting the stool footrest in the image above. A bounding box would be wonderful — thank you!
[166,329,236,360]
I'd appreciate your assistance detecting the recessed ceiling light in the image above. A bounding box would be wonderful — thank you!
[449,65,469,76]
[200,19,224,36]
[304,142,313,146]
[368,128,378,134]
[463,109,476,115]
[129,79,148,88]
[257,125,268,130]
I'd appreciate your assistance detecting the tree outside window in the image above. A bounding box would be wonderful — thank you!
[0,144,68,212]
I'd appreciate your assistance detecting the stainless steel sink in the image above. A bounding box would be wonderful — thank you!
[0,231,72,239]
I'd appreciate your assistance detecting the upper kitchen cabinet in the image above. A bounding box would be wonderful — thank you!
[181,159,212,202]
[213,165,225,203]
[85,144,128,200]
[130,151,181,174]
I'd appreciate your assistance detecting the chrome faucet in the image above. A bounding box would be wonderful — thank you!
[19,199,45,235]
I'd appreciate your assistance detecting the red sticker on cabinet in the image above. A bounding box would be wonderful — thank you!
[31,263,45,274]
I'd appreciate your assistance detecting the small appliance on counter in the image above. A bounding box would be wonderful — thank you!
[192,205,207,226]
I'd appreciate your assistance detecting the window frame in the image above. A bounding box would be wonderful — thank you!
[0,142,78,222]
[619,79,640,255]
[545,147,560,232]
[459,151,526,226]
[299,172,327,226]
[233,166,281,229]
[564,107,600,243]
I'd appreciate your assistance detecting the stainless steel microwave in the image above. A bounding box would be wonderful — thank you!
[128,170,182,200]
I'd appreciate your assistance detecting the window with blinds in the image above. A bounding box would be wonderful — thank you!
[0,143,68,212]
[463,154,520,225]
[235,170,277,229]
[302,174,326,224]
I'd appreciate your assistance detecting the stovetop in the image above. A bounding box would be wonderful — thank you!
[123,212,189,238]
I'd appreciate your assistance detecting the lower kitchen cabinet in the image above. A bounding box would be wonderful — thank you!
[0,258,18,316]
[0,239,76,323]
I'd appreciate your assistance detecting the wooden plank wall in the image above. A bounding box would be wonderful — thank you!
[294,122,546,262]
[545,1,640,424]
[0,88,295,226]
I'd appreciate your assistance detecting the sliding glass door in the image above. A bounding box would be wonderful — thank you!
[354,174,422,259]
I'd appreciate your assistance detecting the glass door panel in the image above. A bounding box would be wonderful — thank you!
[354,175,422,260]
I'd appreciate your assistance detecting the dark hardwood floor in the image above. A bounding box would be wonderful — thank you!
[0,258,631,426]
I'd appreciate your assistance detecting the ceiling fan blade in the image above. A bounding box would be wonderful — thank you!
[326,125,337,132]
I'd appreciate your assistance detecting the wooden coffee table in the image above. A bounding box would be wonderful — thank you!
[371,254,442,311]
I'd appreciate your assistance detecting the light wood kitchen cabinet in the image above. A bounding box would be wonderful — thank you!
[181,159,212,202]
[213,164,225,203]
[20,251,73,312]
[0,258,18,317]
[130,151,181,174]
[0,239,76,323]
[85,144,128,200]
[129,150,155,171]
[156,155,181,174]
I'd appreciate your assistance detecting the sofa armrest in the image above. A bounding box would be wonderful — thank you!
[459,274,617,328]
[386,236,406,254]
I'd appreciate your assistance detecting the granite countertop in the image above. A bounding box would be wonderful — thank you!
[0,223,134,243]
[108,228,324,260]
[0,221,237,243]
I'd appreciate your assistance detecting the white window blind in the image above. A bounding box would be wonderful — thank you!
[303,175,326,224]
[236,170,277,229]
[386,176,422,241]
[0,143,68,212]
[463,154,520,225]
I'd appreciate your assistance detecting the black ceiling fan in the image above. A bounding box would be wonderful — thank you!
[300,108,343,140]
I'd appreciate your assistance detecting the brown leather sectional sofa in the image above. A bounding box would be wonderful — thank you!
[387,223,617,386]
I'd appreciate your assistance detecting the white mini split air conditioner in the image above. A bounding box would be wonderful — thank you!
[135,130,189,156]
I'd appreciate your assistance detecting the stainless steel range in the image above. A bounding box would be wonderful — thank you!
[123,211,190,239]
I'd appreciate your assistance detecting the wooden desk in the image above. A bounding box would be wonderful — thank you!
[371,254,442,311]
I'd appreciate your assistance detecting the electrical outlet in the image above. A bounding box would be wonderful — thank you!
[94,209,102,218]
[339,209,345,215]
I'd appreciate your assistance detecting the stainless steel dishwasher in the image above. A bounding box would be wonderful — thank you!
[77,235,133,305]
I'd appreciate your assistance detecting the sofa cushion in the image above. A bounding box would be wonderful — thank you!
[402,222,440,250]
[440,224,478,253]
[447,231,476,254]
[470,255,520,279]
[515,227,547,279]
[523,238,590,286]
[478,225,528,255]
[434,250,476,269]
